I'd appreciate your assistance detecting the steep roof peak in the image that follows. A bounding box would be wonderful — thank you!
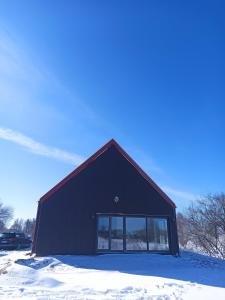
[39,139,176,208]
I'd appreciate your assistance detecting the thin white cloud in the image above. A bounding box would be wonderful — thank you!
[128,145,199,206]
[162,186,198,202]
[0,127,84,165]
[0,29,43,84]
[128,146,164,175]
[0,28,100,130]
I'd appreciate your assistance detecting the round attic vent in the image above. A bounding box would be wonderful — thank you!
[113,196,119,203]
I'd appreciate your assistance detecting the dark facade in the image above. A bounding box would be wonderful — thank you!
[32,139,179,256]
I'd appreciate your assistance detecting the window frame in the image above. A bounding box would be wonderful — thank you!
[96,215,110,251]
[147,217,169,251]
[96,213,171,253]
[125,216,148,252]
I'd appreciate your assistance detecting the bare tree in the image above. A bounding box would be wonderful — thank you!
[176,212,189,248]
[23,218,36,238]
[187,193,225,259]
[0,202,13,232]
[9,217,36,239]
[10,218,24,232]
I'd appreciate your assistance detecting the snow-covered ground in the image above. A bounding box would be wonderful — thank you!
[0,250,225,299]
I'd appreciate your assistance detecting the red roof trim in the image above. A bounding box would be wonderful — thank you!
[39,139,176,208]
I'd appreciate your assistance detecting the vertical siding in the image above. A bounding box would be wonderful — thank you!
[33,145,179,255]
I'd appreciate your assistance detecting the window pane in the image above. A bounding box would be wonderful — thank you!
[97,216,109,250]
[126,217,147,250]
[111,217,123,250]
[147,218,169,251]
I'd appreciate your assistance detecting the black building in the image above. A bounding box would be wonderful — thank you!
[32,139,179,256]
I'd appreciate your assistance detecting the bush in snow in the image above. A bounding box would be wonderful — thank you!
[186,193,225,259]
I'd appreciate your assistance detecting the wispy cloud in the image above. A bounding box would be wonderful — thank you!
[0,28,100,132]
[0,127,85,165]
[128,145,198,206]
[128,146,164,175]
[162,186,198,202]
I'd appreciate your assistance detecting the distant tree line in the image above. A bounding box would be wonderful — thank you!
[0,201,35,239]
[10,218,36,239]
[177,193,225,259]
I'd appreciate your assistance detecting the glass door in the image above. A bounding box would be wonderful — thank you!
[97,216,109,250]
[111,216,123,251]
[147,217,169,250]
[97,215,169,253]
[125,217,147,250]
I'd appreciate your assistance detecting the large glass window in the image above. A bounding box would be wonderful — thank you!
[97,215,169,252]
[97,216,109,250]
[147,218,169,250]
[111,216,123,250]
[126,217,147,250]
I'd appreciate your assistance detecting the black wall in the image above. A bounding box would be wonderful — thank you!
[34,145,179,255]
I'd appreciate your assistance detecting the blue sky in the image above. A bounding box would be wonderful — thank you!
[0,1,224,219]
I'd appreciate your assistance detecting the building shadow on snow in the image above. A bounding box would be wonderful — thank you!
[54,251,225,289]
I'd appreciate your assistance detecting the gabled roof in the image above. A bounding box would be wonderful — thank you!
[39,139,176,208]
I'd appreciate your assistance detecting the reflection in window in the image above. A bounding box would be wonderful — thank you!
[97,216,109,250]
[111,217,123,250]
[147,218,169,250]
[97,215,169,252]
[126,217,147,250]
